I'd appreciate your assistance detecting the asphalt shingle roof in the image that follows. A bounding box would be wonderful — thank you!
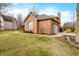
[1,14,16,22]
[37,14,55,20]
[30,12,55,20]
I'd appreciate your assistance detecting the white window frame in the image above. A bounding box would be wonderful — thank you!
[28,21,33,30]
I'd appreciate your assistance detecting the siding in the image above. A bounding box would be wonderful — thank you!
[5,21,14,29]
[0,15,18,30]
[4,21,17,30]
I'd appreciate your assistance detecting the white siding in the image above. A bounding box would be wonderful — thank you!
[0,15,18,30]
[13,20,18,29]
[4,21,17,29]
[4,21,14,29]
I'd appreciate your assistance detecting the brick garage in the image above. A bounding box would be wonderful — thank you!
[24,12,60,34]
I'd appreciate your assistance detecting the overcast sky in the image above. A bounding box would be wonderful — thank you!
[6,3,76,26]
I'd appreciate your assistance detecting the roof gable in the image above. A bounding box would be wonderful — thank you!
[24,12,60,23]
[24,12,38,22]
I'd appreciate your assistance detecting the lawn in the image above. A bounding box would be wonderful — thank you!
[0,30,79,56]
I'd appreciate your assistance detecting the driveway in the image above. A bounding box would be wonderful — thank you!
[32,32,76,38]
[52,32,76,37]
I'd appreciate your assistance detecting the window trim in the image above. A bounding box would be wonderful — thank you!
[28,21,33,30]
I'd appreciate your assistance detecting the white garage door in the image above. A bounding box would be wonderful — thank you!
[52,24,58,34]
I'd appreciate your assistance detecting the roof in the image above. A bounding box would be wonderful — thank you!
[24,12,60,23]
[37,14,55,20]
[1,14,16,22]
[30,12,57,20]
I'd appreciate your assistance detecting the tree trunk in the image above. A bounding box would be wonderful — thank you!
[76,3,79,43]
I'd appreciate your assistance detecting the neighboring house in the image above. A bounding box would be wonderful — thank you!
[0,14,18,30]
[24,12,61,34]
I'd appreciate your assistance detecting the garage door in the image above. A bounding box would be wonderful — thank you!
[52,24,58,34]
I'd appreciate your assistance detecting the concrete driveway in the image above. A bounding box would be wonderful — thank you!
[52,32,76,37]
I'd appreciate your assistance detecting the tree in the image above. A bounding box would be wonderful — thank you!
[0,3,12,14]
[17,14,22,29]
[63,22,75,32]
[76,3,79,43]
[29,6,40,15]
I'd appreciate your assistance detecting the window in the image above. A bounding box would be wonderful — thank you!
[28,21,33,30]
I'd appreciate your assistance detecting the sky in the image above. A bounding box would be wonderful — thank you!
[6,3,77,26]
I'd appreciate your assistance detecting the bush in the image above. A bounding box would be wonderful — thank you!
[27,30,33,33]
[63,22,75,32]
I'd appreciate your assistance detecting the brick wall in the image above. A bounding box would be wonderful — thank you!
[38,19,52,34]
[24,15,38,33]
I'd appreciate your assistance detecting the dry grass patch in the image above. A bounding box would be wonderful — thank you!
[0,30,79,56]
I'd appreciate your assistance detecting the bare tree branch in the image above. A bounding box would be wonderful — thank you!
[28,6,40,14]
[0,3,12,14]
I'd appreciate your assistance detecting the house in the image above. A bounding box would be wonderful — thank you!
[24,12,61,34]
[0,14,18,30]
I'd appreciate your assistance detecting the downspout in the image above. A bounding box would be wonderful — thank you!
[13,19,15,30]
[37,20,39,34]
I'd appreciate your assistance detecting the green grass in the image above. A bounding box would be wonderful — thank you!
[0,30,79,56]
